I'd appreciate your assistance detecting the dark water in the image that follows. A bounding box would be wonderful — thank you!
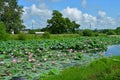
[104,45,120,56]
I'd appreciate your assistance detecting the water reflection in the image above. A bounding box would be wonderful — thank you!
[104,45,120,56]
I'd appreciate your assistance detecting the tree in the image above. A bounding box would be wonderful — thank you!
[0,0,25,33]
[83,29,93,36]
[45,10,80,34]
[116,27,120,35]
[106,30,116,35]
[0,21,9,40]
[102,29,110,34]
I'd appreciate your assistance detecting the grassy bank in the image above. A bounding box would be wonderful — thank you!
[40,56,120,80]
[9,34,80,40]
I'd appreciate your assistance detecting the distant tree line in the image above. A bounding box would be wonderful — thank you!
[100,27,120,35]
[77,27,120,36]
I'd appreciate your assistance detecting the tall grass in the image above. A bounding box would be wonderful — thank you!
[9,34,80,40]
[40,56,120,80]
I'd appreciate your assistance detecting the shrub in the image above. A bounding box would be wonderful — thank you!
[116,27,120,35]
[42,32,50,39]
[77,31,83,36]
[102,29,110,34]
[83,29,93,36]
[29,29,41,34]
[17,33,27,40]
[106,30,116,35]
[0,21,9,40]
[94,32,99,36]
[28,30,35,34]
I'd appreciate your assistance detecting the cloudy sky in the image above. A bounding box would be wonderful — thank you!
[18,0,120,29]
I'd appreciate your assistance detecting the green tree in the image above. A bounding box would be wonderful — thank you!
[83,29,93,36]
[0,0,25,33]
[0,0,4,11]
[116,27,120,35]
[45,10,80,34]
[107,30,116,35]
[0,21,9,40]
[102,29,110,34]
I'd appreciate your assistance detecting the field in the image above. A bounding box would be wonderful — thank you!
[0,35,120,80]
[9,34,80,40]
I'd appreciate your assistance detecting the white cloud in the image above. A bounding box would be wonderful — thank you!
[22,4,52,29]
[98,11,106,18]
[97,11,116,29]
[62,7,97,29]
[81,0,87,8]
[83,13,97,27]
[28,4,51,17]
[62,7,83,21]
[32,19,36,23]
[62,7,118,29]
[22,5,119,29]
[97,17,116,29]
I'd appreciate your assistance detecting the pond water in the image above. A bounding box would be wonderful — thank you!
[104,45,120,56]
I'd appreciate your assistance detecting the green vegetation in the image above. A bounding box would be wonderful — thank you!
[41,56,120,80]
[17,33,27,40]
[1,36,120,53]
[28,29,41,34]
[0,0,24,33]
[0,36,120,80]
[83,29,93,36]
[0,1,120,80]
[94,32,100,36]
[116,27,120,35]
[42,10,80,34]
[9,34,80,40]
[106,30,116,35]
[0,21,9,40]
[42,32,51,39]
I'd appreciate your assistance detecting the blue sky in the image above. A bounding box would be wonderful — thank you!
[18,0,120,29]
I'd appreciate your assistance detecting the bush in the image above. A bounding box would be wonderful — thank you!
[42,32,50,39]
[116,27,120,35]
[0,22,9,40]
[83,29,93,36]
[28,30,35,34]
[102,29,110,34]
[17,33,27,40]
[77,31,83,36]
[94,32,99,36]
[106,30,116,35]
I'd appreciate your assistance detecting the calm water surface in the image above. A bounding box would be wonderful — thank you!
[104,45,120,56]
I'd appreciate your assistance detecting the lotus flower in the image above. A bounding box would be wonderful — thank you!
[17,60,21,63]
[51,61,55,65]
[44,58,47,61]
[28,54,33,58]
[37,63,41,66]
[12,59,17,63]
[0,61,5,64]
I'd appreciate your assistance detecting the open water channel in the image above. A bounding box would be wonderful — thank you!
[104,45,120,56]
